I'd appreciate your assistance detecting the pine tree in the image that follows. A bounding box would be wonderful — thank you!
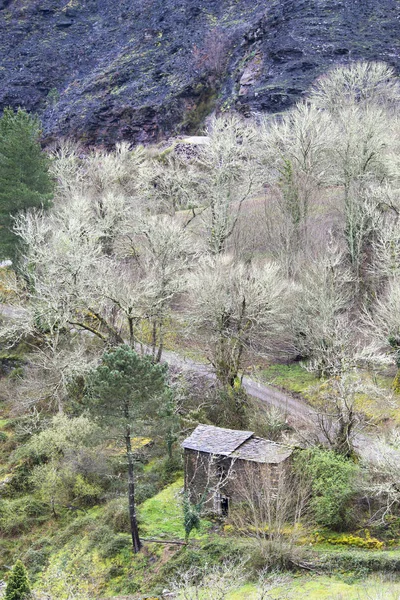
[88,345,168,553]
[5,560,31,600]
[0,107,53,262]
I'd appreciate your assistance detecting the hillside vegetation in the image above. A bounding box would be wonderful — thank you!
[3,62,400,598]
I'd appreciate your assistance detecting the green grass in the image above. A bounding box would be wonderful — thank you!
[259,364,400,424]
[227,575,400,599]
[173,574,400,599]
[259,363,318,394]
[139,477,212,540]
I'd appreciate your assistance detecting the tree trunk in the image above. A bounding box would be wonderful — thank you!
[125,425,142,553]
[151,319,157,359]
[128,314,135,348]
[336,416,353,457]
[156,321,164,363]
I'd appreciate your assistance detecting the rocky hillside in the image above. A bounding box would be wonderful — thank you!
[1,0,399,146]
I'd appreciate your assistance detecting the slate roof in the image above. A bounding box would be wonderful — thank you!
[182,424,292,464]
[181,424,253,456]
[231,436,293,464]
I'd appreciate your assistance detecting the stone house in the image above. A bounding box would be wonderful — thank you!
[182,424,293,515]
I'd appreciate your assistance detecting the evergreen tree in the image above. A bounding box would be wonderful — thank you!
[0,107,53,262]
[5,560,31,600]
[87,345,168,553]
[183,492,204,543]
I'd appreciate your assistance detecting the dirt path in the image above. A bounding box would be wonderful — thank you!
[161,348,315,421]
[0,303,384,460]
[161,348,385,462]
[0,302,324,422]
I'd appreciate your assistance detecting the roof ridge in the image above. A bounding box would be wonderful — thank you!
[181,424,254,455]
[228,432,255,456]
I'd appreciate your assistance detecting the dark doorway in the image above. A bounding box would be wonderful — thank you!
[220,495,229,516]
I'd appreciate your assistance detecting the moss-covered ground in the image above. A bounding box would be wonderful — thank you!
[258,362,319,395]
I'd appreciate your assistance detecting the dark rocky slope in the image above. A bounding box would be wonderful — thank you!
[1,0,399,146]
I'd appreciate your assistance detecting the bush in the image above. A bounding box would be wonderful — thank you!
[313,530,384,550]
[99,534,131,558]
[56,514,97,545]
[5,560,31,600]
[102,498,130,533]
[156,538,247,584]
[0,497,49,535]
[5,463,34,495]
[22,545,51,576]
[294,448,358,531]
[319,550,400,574]
[248,539,309,573]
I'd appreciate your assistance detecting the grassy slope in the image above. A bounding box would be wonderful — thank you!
[258,363,319,394]
[3,410,400,597]
[229,576,400,599]
[258,362,400,424]
[0,475,212,597]
[139,477,211,540]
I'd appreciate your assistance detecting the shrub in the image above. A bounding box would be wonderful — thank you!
[99,534,131,558]
[319,550,400,574]
[56,514,97,545]
[5,560,31,600]
[0,497,49,535]
[313,530,384,550]
[248,539,309,573]
[294,448,358,531]
[22,545,51,576]
[102,498,130,533]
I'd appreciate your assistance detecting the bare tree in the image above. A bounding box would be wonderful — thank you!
[113,214,194,359]
[143,151,197,215]
[259,103,333,277]
[187,256,292,387]
[11,332,97,414]
[11,206,123,345]
[292,244,354,376]
[340,182,385,294]
[4,197,192,362]
[168,560,246,600]
[306,63,398,292]
[228,460,310,569]
[50,140,149,203]
[363,278,400,387]
[310,367,394,457]
[308,61,400,114]
[329,108,393,284]
[184,115,259,255]
[360,429,400,525]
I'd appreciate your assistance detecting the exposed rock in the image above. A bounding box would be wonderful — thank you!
[1,0,399,146]
[239,52,263,96]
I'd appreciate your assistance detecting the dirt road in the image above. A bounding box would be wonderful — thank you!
[0,303,386,460]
